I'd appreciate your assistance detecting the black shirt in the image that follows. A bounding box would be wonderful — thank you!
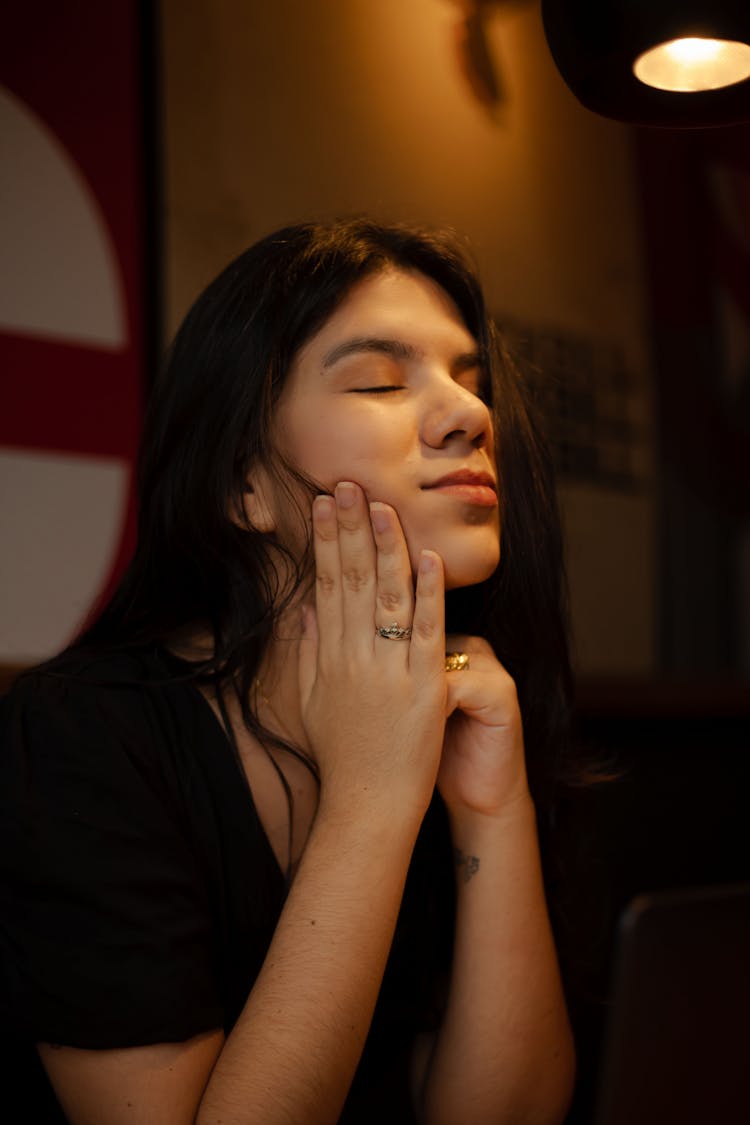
[0,647,453,1121]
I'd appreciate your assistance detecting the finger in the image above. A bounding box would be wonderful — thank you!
[444,635,497,677]
[334,482,377,646]
[443,638,517,717]
[370,502,415,636]
[312,494,343,647]
[297,603,319,710]
[445,665,519,724]
[409,549,445,677]
[444,634,493,658]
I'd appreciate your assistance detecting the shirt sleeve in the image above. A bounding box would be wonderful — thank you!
[0,670,225,1049]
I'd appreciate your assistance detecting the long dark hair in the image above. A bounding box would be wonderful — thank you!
[79,217,573,816]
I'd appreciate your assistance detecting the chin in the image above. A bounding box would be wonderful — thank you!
[443,553,500,590]
[407,537,501,591]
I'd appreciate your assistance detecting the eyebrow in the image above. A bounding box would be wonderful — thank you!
[321,335,484,374]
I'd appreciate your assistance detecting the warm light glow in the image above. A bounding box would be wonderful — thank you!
[633,37,750,92]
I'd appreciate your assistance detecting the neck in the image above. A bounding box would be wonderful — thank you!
[254,602,311,756]
[168,603,311,756]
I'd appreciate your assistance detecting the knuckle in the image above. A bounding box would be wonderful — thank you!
[378,590,406,613]
[337,515,361,534]
[492,668,517,700]
[316,573,336,595]
[503,673,519,699]
[316,523,339,542]
[342,567,369,592]
[414,618,438,641]
[377,536,399,556]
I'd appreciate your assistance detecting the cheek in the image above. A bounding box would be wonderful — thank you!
[276,406,341,480]
[279,405,357,474]
[283,403,411,490]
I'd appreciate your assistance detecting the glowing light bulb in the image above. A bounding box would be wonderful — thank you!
[633,36,750,92]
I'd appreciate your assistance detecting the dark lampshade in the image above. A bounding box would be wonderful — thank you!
[541,0,750,127]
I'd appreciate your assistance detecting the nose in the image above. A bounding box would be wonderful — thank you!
[421,377,492,451]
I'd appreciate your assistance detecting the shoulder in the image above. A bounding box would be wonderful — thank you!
[0,650,230,1049]
[8,644,174,696]
[3,644,190,741]
[3,646,166,712]
[0,646,208,828]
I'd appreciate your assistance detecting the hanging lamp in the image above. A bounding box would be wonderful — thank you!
[541,0,750,127]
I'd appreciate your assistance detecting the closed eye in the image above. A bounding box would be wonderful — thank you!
[349,386,406,394]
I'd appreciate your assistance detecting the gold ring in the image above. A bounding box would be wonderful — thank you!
[444,652,470,672]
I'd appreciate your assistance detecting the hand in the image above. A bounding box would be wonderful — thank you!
[437,636,530,819]
[298,482,448,822]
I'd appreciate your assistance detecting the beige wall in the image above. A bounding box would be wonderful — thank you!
[161,0,657,676]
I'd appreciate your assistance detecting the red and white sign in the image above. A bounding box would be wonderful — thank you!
[1,3,148,662]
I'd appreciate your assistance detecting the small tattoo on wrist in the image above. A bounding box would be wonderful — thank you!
[454,846,480,883]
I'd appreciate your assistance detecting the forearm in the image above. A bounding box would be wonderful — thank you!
[419,796,575,1125]
[196,490,447,1123]
[198,796,422,1125]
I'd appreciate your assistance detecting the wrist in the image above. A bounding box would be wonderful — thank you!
[447,788,536,844]
[315,783,427,843]
[318,745,438,823]
[442,760,534,821]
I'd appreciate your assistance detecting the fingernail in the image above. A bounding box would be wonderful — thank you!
[313,494,335,518]
[336,481,356,509]
[419,550,437,573]
[370,503,389,533]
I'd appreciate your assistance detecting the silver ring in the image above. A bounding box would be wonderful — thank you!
[376,621,412,641]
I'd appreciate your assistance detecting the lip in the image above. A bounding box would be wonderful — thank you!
[421,469,498,507]
[422,469,497,491]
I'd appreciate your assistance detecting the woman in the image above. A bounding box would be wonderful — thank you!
[1,219,576,1123]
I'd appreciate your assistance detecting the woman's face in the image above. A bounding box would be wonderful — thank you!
[267,268,501,590]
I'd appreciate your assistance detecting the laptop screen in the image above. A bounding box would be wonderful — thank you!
[594,883,750,1125]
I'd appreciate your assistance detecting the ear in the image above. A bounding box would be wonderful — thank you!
[233,467,277,534]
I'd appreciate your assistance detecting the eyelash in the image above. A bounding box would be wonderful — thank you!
[349,382,489,401]
[349,386,405,394]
